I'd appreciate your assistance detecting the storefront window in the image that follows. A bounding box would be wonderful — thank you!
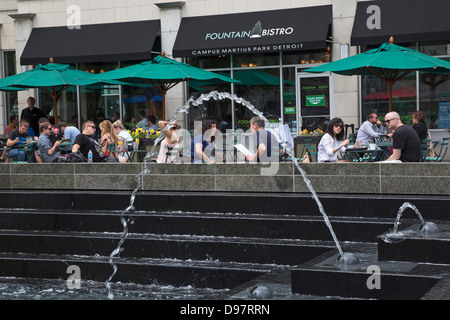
[360,41,450,129]
[122,84,162,129]
[282,67,297,133]
[282,45,332,65]
[233,52,279,68]
[38,87,78,127]
[419,40,450,56]
[118,58,163,129]
[78,62,120,138]
[186,73,232,131]
[234,68,281,131]
[186,55,231,69]
[2,51,18,122]
[361,74,417,125]
[419,60,450,129]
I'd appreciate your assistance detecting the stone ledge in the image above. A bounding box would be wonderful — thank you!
[0,162,448,195]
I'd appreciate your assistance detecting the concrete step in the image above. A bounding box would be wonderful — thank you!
[378,223,450,264]
[291,246,450,300]
[0,252,275,291]
[0,229,349,266]
[1,190,448,220]
[0,208,398,243]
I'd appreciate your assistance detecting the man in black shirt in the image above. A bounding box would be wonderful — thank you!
[20,97,46,138]
[72,120,106,162]
[384,112,421,162]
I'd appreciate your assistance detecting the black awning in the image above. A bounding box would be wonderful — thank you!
[20,20,160,65]
[351,0,450,46]
[173,6,331,57]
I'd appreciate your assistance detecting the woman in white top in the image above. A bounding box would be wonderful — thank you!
[317,118,350,162]
[112,120,133,144]
[156,120,181,163]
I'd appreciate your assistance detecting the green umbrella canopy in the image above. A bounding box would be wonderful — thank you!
[89,54,240,117]
[303,39,450,111]
[0,61,107,120]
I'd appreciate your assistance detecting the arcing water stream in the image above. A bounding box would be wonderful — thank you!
[105,91,348,298]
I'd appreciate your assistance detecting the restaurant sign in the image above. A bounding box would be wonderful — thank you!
[284,107,296,114]
[306,95,325,107]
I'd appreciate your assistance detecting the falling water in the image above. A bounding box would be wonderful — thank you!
[105,91,347,299]
[392,202,426,233]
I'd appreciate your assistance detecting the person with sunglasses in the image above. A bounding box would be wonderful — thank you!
[317,118,350,162]
[72,120,107,162]
[36,121,62,163]
[383,111,421,162]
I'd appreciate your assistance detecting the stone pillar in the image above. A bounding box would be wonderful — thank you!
[332,0,359,127]
[8,13,36,119]
[155,2,185,123]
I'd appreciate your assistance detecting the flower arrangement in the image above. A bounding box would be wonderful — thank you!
[299,128,324,136]
[128,128,161,139]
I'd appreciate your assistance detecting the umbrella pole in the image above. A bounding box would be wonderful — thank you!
[388,81,393,112]
[53,94,58,122]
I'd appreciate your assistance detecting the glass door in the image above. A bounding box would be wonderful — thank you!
[297,73,332,133]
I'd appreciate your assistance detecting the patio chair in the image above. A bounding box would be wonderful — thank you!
[344,124,355,139]
[432,137,449,162]
[305,145,317,162]
[420,139,431,162]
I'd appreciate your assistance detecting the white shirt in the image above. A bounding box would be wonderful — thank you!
[118,130,133,143]
[318,133,345,162]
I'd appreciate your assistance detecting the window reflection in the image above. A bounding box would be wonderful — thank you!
[419,68,450,129]
[3,51,18,122]
[187,73,232,131]
[234,68,281,131]
[78,62,120,138]
[361,74,417,125]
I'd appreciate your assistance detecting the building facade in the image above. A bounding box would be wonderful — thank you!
[0,0,449,143]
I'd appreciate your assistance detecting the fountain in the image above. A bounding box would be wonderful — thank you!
[105,91,359,299]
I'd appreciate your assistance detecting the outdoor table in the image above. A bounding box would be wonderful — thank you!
[126,149,149,162]
[376,141,393,161]
[57,141,74,154]
[9,142,37,163]
[344,146,381,162]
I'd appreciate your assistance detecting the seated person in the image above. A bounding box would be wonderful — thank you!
[245,117,279,163]
[356,113,384,145]
[383,112,421,162]
[72,120,107,162]
[191,120,218,163]
[157,120,181,163]
[317,118,350,163]
[6,119,33,162]
[59,122,81,143]
[37,121,62,163]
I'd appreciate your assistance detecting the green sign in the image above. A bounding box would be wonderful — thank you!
[306,95,325,107]
[284,107,296,114]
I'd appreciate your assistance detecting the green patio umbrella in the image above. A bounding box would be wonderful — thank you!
[89,54,240,118]
[303,38,450,112]
[0,59,107,121]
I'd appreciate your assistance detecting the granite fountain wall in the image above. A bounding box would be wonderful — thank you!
[0,162,449,195]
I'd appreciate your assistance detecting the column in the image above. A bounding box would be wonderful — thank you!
[8,13,36,118]
[332,0,359,127]
[155,2,185,123]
